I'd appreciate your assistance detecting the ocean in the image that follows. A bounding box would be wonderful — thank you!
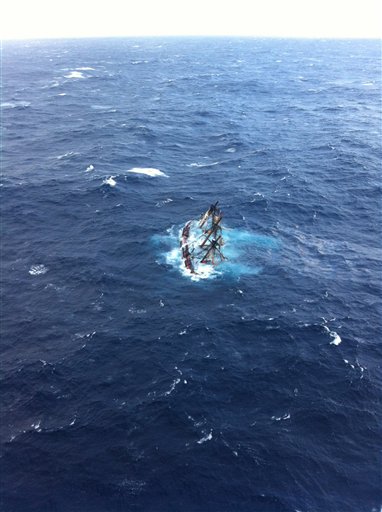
[1,37,381,512]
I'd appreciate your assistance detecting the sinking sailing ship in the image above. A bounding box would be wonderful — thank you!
[180,201,226,274]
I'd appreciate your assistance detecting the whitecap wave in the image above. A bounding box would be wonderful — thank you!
[324,325,342,345]
[250,192,265,202]
[329,331,342,345]
[187,161,220,168]
[164,378,180,396]
[56,151,78,160]
[85,164,94,172]
[1,101,31,109]
[197,430,213,444]
[156,198,173,207]
[127,167,168,177]
[103,176,117,187]
[65,71,85,79]
[272,413,290,421]
[29,264,48,276]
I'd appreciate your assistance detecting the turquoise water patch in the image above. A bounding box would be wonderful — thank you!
[153,224,280,281]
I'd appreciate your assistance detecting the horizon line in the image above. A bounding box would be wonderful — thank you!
[2,34,381,43]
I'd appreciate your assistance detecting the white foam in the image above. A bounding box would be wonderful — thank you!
[127,167,168,177]
[197,430,213,444]
[187,161,219,168]
[1,101,31,109]
[65,71,85,79]
[329,331,342,345]
[29,264,48,276]
[128,307,146,314]
[103,176,116,187]
[76,66,95,71]
[56,151,78,160]
[164,378,180,396]
[272,413,290,421]
[58,93,67,96]
[225,147,236,153]
[31,420,42,432]
[85,164,94,172]
[156,198,173,207]
[163,224,219,282]
[250,192,265,202]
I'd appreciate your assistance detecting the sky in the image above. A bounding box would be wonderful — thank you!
[1,0,381,40]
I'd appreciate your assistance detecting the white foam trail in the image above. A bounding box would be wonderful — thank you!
[197,431,213,444]
[76,66,95,71]
[58,93,67,96]
[85,164,94,172]
[127,167,168,177]
[187,161,219,168]
[164,378,180,396]
[103,176,116,187]
[65,71,85,79]
[225,147,236,153]
[29,264,48,276]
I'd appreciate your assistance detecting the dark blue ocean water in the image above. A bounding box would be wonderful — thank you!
[1,37,381,512]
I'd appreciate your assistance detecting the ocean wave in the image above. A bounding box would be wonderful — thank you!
[187,161,220,168]
[272,413,291,421]
[1,101,31,109]
[126,167,168,177]
[164,378,180,396]
[64,71,86,79]
[56,151,79,160]
[156,198,173,207]
[323,325,342,345]
[197,430,213,444]
[29,264,48,276]
[103,176,117,187]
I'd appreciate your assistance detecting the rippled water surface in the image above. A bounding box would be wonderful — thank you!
[1,38,381,512]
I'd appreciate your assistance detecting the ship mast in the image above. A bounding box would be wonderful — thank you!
[199,202,226,265]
